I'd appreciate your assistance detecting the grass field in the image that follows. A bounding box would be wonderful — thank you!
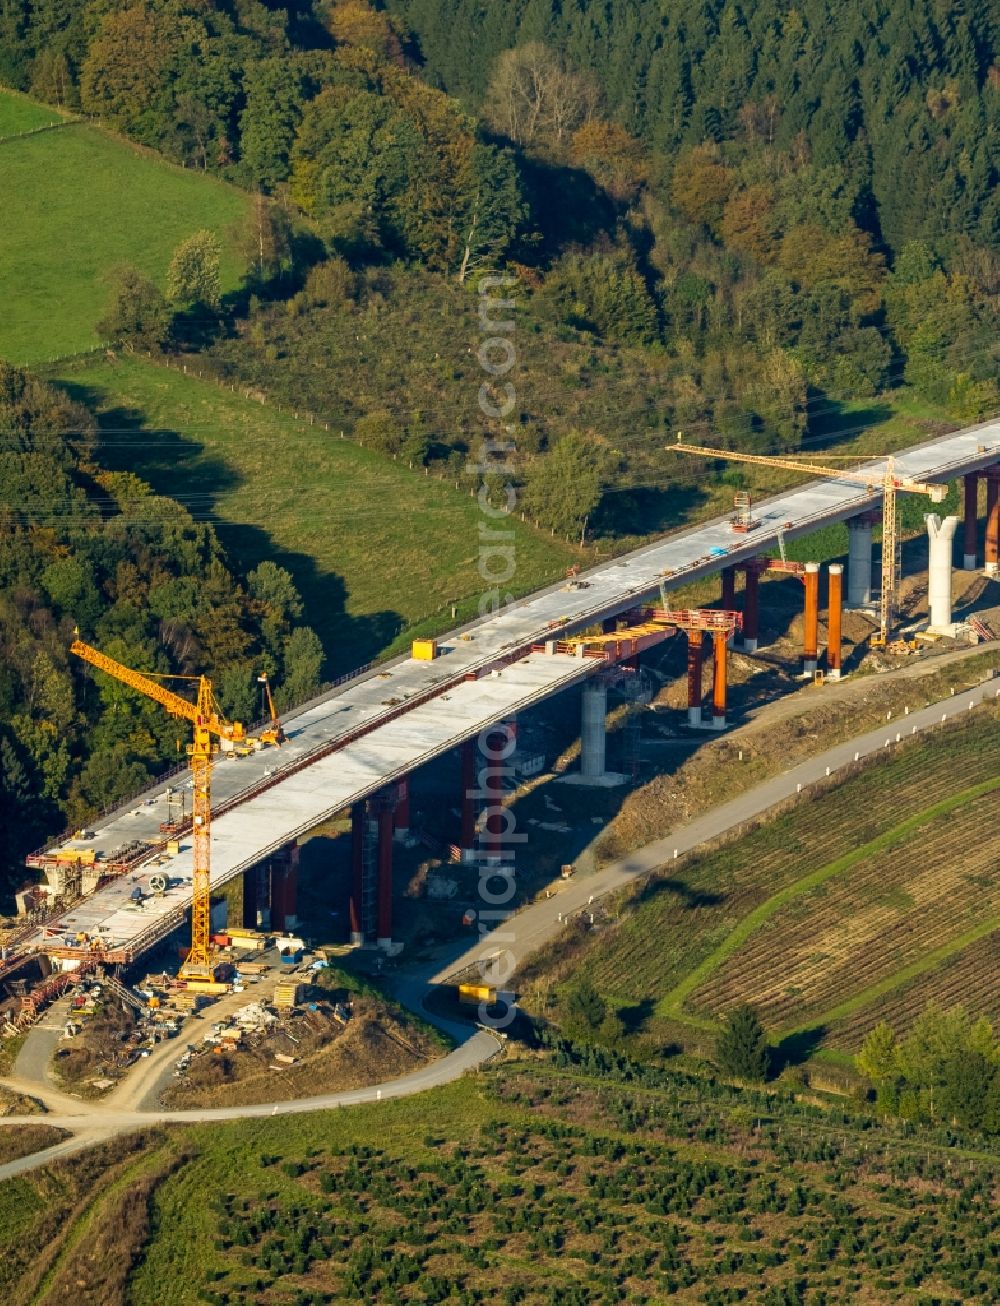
[521,706,1000,1052]
[49,355,577,670]
[0,86,69,136]
[4,1061,1000,1303]
[0,113,249,363]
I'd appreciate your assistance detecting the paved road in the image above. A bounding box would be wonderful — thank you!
[0,671,996,1180]
[439,673,1000,985]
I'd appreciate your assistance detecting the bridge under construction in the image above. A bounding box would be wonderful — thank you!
[9,417,1000,984]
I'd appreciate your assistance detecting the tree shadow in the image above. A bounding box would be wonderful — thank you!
[771,1023,828,1073]
[805,394,895,449]
[596,482,708,538]
[216,226,329,330]
[54,378,404,675]
[631,875,724,912]
[514,154,619,259]
[617,995,656,1035]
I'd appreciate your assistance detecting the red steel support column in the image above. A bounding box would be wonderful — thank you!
[986,471,1000,577]
[802,561,820,676]
[241,866,259,930]
[963,473,979,571]
[481,723,515,855]
[460,738,477,862]
[349,805,365,944]
[686,630,704,726]
[393,774,410,839]
[270,843,299,933]
[721,566,736,611]
[376,802,394,946]
[827,563,843,680]
[711,630,728,729]
[742,564,761,652]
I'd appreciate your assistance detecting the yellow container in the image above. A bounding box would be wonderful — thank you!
[411,639,438,661]
[55,848,95,865]
[274,983,303,1008]
[457,983,495,1006]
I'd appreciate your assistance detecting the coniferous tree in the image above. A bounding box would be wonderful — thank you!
[715,1005,770,1082]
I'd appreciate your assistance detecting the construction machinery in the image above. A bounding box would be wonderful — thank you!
[256,673,286,746]
[669,436,948,645]
[70,640,247,980]
[730,490,759,533]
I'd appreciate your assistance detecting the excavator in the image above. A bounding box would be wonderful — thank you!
[256,672,286,746]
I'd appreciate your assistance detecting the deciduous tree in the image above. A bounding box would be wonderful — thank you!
[484,42,598,151]
[96,265,170,352]
[167,230,222,309]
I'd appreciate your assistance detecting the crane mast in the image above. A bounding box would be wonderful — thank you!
[70,640,245,978]
[668,438,947,644]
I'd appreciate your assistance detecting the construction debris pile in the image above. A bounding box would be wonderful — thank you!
[163,991,353,1104]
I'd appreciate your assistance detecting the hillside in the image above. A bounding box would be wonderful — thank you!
[0,85,68,135]
[0,96,248,363]
[49,354,577,668]
[0,364,324,901]
[4,1066,1000,1303]
[388,0,1000,253]
[519,706,1000,1066]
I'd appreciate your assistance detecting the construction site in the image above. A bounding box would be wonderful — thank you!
[2,424,1000,1108]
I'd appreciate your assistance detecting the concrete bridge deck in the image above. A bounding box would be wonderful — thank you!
[24,417,1000,962]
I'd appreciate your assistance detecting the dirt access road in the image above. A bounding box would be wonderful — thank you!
[0,670,997,1180]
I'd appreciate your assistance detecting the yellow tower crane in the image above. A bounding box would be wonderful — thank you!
[668,437,948,645]
[70,640,246,979]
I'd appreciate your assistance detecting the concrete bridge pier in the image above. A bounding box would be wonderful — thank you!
[349,805,366,945]
[963,473,979,570]
[826,564,844,680]
[711,630,728,729]
[847,515,874,607]
[985,470,1000,577]
[460,738,478,863]
[375,800,395,949]
[563,682,623,784]
[348,793,397,948]
[926,514,959,635]
[580,680,607,778]
[393,775,410,841]
[480,722,517,856]
[740,561,763,652]
[721,566,737,645]
[268,843,299,933]
[802,562,820,677]
[686,631,704,726]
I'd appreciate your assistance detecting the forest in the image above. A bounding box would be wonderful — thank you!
[1,0,996,456]
[1,0,999,896]
[0,364,323,895]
